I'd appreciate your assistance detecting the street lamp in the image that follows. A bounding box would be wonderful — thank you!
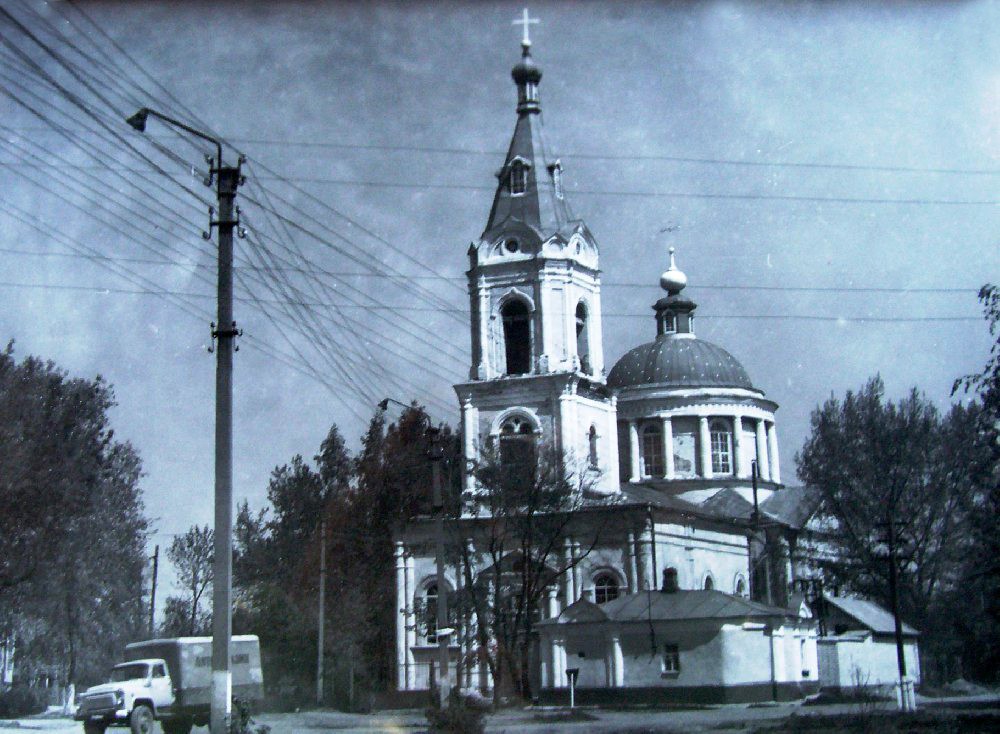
[127,107,244,734]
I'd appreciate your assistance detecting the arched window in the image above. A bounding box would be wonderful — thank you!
[710,419,733,475]
[575,302,590,372]
[662,567,679,592]
[641,423,664,477]
[594,574,620,604]
[588,425,599,468]
[501,299,531,375]
[423,584,438,643]
[510,160,527,195]
[499,414,537,486]
[703,574,714,591]
[735,576,747,597]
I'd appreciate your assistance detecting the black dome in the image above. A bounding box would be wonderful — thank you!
[608,336,755,391]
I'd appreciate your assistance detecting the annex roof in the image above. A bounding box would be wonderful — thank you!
[824,595,919,636]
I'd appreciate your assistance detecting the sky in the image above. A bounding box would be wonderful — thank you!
[0,0,997,602]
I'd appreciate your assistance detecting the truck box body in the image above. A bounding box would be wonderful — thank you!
[124,635,263,708]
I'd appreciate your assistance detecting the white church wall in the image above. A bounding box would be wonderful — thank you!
[719,624,774,685]
[620,621,726,687]
[654,524,749,593]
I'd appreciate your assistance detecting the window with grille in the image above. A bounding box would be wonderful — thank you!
[710,420,733,474]
[423,584,438,644]
[662,644,680,675]
[641,423,664,477]
[594,574,620,604]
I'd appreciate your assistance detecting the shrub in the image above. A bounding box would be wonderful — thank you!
[0,686,46,718]
[425,689,486,734]
[229,696,270,734]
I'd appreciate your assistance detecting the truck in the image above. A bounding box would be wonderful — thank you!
[74,635,263,734]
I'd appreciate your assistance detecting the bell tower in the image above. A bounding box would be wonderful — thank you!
[455,30,619,500]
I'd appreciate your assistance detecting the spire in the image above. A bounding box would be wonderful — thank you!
[481,20,574,242]
[653,247,697,337]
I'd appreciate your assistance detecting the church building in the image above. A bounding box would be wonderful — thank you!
[393,30,915,705]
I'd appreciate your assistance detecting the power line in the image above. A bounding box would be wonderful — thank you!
[4,158,996,206]
[0,280,979,322]
[0,248,979,296]
[8,127,1000,178]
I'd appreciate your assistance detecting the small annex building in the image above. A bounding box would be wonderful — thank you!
[536,589,819,704]
[816,595,920,692]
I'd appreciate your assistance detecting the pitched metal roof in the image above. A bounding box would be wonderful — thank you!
[540,589,798,626]
[760,485,823,529]
[824,595,920,636]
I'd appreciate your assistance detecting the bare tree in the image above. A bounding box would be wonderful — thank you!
[454,444,614,702]
[167,525,214,636]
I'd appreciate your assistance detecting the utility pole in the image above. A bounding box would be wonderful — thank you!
[428,428,450,708]
[317,516,327,706]
[149,545,159,637]
[126,108,244,734]
[885,516,913,710]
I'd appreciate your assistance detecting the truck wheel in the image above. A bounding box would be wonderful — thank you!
[129,704,155,734]
[84,723,107,734]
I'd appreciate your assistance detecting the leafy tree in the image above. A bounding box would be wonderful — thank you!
[951,283,1000,680]
[796,376,979,678]
[457,443,605,702]
[0,343,149,688]
[160,597,210,637]
[165,525,214,636]
[233,425,355,704]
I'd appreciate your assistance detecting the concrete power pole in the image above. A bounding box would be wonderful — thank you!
[210,162,244,734]
[149,545,159,637]
[317,517,327,706]
[127,108,245,734]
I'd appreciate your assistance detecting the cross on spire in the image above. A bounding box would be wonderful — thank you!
[513,8,539,46]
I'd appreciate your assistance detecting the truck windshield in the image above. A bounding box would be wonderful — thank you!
[110,663,149,682]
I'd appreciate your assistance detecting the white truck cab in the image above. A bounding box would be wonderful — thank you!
[75,659,173,734]
[75,636,262,734]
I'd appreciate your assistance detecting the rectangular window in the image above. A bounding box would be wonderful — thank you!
[711,430,732,474]
[641,427,663,477]
[661,643,680,675]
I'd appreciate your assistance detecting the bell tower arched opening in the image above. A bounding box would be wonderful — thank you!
[502,299,532,375]
[575,301,590,372]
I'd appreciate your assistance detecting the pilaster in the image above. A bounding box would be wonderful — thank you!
[628,420,640,481]
[755,419,770,481]
[767,422,781,484]
[733,415,744,478]
[661,416,674,479]
[699,415,713,479]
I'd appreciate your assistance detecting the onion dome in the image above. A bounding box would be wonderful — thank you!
[607,248,757,391]
[511,42,542,86]
[659,247,688,293]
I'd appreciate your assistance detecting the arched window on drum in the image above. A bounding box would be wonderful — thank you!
[641,423,664,477]
[710,419,733,475]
